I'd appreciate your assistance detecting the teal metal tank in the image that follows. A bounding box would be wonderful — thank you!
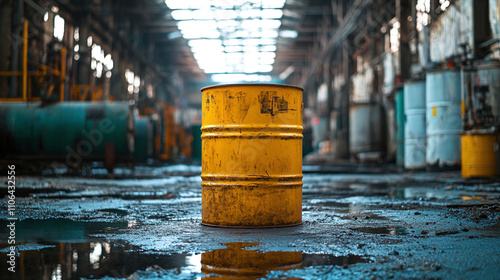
[191,124,202,162]
[426,69,462,169]
[349,103,385,157]
[404,80,426,169]
[302,126,313,157]
[395,87,405,166]
[133,116,153,160]
[0,102,134,163]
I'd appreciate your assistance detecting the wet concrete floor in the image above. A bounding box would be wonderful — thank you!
[1,165,500,279]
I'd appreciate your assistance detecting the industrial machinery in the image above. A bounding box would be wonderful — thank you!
[0,102,134,172]
[460,59,500,178]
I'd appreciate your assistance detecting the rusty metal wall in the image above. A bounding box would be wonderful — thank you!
[429,1,473,63]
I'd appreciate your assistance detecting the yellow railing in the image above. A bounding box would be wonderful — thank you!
[0,20,65,102]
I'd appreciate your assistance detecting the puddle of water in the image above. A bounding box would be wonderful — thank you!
[303,183,390,197]
[12,187,72,198]
[352,227,408,235]
[97,209,129,216]
[341,212,389,220]
[0,219,128,243]
[0,242,192,280]
[304,180,500,203]
[120,191,175,200]
[302,253,368,267]
[306,201,351,208]
[0,241,369,279]
[201,242,302,277]
[16,189,176,200]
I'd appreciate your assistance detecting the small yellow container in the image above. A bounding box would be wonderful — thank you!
[201,83,303,227]
[461,132,498,178]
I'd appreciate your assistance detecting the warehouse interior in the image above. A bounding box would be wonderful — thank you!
[1,0,500,279]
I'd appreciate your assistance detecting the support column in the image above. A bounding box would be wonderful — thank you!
[397,0,411,80]
[0,0,13,98]
[9,0,23,97]
[77,13,91,87]
[339,41,351,159]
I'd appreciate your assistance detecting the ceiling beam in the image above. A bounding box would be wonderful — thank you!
[300,0,373,88]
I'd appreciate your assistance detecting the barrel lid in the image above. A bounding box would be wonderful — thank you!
[201,83,303,92]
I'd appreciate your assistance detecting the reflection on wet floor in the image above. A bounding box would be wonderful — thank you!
[201,242,302,278]
[0,219,128,243]
[15,188,177,200]
[352,227,408,235]
[202,242,368,279]
[0,240,369,280]
[303,183,500,213]
[303,182,500,202]
[0,241,190,280]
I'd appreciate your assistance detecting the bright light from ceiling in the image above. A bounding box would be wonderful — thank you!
[212,74,272,82]
[53,14,65,41]
[165,0,288,82]
[280,30,298,38]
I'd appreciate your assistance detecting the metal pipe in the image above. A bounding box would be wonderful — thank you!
[60,46,66,101]
[22,20,28,101]
[422,25,430,68]
[460,68,472,129]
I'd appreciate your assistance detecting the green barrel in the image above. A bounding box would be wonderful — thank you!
[133,116,153,160]
[395,87,405,166]
[191,124,202,161]
[0,102,134,162]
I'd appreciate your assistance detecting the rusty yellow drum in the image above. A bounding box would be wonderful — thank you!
[201,83,303,227]
[461,132,498,178]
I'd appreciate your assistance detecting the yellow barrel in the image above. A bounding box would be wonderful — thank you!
[461,132,498,178]
[201,242,302,278]
[201,83,303,227]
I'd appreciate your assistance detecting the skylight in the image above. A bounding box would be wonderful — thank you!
[165,0,287,82]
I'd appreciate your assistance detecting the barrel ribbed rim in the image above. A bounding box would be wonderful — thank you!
[201,222,303,228]
[202,174,303,187]
[201,124,303,139]
[201,83,303,92]
[201,124,303,132]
